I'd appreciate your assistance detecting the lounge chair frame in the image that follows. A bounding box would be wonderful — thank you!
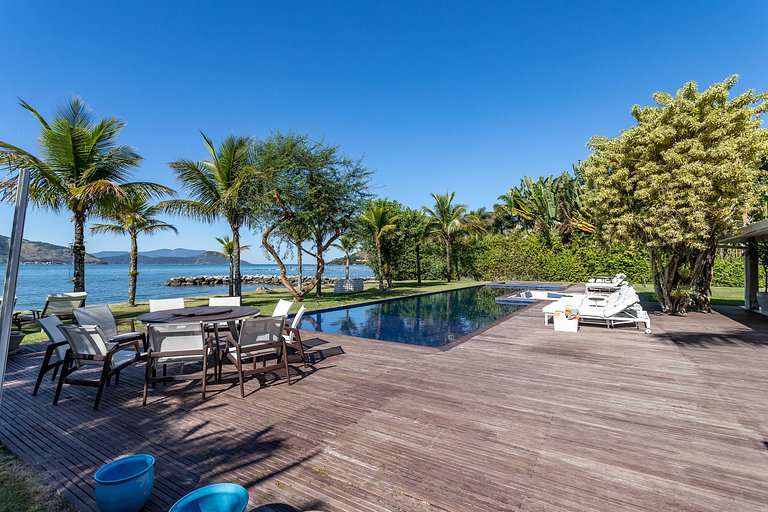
[54,324,143,410]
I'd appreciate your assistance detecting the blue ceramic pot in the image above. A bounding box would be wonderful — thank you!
[94,454,155,512]
[169,483,249,512]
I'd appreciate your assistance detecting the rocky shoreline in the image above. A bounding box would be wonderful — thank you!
[163,274,371,287]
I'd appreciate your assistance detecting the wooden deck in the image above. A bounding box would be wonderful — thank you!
[2,294,768,511]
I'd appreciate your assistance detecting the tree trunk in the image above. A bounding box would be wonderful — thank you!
[345,250,350,280]
[296,239,303,294]
[694,246,716,313]
[650,245,692,315]
[72,211,86,293]
[445,238,452,282]
[376,238,384,290]
[415,243,422,284]
[227,256,234,297]
[231,224,241,297]
[128,232,138,306]
[262,223,317,300]
[315,235,324,298]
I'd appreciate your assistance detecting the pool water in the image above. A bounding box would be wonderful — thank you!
[300,285,520,347]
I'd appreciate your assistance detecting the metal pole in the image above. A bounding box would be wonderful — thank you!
[0,168,31,405]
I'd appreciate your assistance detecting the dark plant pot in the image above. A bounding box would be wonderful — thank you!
[94,454,155,512]
[757,292,768,311]
[7,331,25,356]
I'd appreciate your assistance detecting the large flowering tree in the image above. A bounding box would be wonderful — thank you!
[582,76,768,314]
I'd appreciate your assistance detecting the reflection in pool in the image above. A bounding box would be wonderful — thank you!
[300,285,520,347]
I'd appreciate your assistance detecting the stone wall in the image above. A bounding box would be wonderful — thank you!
[163,274,365,287]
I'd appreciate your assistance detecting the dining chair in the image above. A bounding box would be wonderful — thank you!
[221,317,289,398]
[74,304,147,350]
[149,297,185,312]
[208,296,241,307]
[54,324,143,410]
[33,315,70,395]
[272,299,293,318]
[143,322,212,405]
[284,305,307,368]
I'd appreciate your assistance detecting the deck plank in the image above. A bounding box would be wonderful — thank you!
[1,291,768,511]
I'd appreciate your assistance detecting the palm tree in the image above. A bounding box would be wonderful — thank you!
[164,133,255,296]
[0,97,168,292]
[423,192,467,282]
[332,234,358,280]
[408,210,430,284]
[495,172,595,242]
[213,235,252,296]
[360,202,398,290]
[91,193,177,306]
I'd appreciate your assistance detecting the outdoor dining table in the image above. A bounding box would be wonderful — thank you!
[136,305,260,325]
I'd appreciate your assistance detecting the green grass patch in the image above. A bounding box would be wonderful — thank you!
[19,280,484,344]
[0,444,74,512]
[634,283,745,307]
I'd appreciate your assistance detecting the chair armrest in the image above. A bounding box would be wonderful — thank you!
[70,352,108,362]
[108,336,143,357]
[44,341,69,357]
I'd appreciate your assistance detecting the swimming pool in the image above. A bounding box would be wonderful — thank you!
[300,285,520,347]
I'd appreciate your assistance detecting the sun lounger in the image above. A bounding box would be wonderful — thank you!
[542,295,585,325]
[585,273,627,295]
[577,286,651,333]
[12,292,87,327]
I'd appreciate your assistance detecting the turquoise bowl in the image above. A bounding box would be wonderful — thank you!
[169,483,249,512]
[94,454,155,512]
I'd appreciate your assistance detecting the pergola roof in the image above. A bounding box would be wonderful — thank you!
[721,218,768,243]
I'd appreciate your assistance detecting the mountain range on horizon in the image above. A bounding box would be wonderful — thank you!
[0,235,253,265]
[93,250,252,265]
[91,248,208,259]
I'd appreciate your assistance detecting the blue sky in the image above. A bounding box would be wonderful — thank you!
[2,0,767,263]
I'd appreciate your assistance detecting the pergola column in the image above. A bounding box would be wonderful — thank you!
[744,239,759,310]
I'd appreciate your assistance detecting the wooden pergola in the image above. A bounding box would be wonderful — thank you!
[721,218,768,311]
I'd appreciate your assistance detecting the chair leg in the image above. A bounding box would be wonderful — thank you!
[237,360,245,399]
[93,364,111,410]
[201,352,209,400]
[283,347,292,386]
[142,359,153,406]
[53,358,71,406]
[51,363,59,382]
[33,350,55,396]
[295,335,308,370]
[115,370,120,386]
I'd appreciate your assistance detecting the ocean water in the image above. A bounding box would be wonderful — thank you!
[1,263,373,310]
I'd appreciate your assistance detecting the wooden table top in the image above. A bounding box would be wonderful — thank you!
[136,305,260,324]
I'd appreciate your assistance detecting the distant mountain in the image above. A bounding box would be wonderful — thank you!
[328,250,369,266]
[96,250,251,265]
[0,235,104,265]
[141,248,207,258]
[91,248,207,259]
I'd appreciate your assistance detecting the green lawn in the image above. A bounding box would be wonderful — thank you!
[0,444,74,512]
[19,280,485,343]
[634,283,745,307]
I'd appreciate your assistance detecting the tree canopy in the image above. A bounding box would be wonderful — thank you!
[582,75,768,313]
[254,131,371,299]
